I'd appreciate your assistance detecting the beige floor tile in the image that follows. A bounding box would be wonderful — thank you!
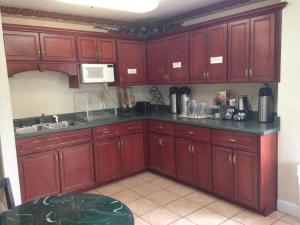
[269,210,286,220]
[118,176,147,188]
[141,207,180,225]
[232,210,277,225]
[167,183,196,196]
[111,189,141,203]
[220,219,243,225]
[150,177,177,188]
[273,220,292,225]
[136,172,162,182]
[205,200,243,217]
[185,208,228,225]
[281,214,300,225]
[185,191,218,206]
[146,189,181,205]
[131,182,162,196]
[169,218,197,225]
[127,197,158,216]
[94,183,126,196]
[134,217,151,225]
[165,197,202,216]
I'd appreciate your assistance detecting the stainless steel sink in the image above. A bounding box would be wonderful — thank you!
[15,121,83,135]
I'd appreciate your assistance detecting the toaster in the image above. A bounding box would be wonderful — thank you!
[135,101,151,113]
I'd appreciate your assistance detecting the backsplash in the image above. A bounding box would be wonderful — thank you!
[9,70,277,119]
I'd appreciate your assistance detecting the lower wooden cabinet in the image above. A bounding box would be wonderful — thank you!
[59,143,94,193]
[212,145,258,208]
[121,133,145,176]
[94,138,122,183]
[176,138,212,191]
[149,133,176,177]
[18,150,60,202]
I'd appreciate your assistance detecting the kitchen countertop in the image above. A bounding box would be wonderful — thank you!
[15,112,280,139]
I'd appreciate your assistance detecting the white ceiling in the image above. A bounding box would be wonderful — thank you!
[0,0,225,22]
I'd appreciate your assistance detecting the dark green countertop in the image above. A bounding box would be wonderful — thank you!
[15,112,280,139]
[0,194,134,225]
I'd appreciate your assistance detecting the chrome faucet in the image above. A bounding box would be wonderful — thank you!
[53,115,59,124]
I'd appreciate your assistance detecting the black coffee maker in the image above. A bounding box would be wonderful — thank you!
[233,95,251,121]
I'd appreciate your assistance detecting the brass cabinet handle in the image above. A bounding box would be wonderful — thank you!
[188,131,195,135]
[54,153,59,161]
[249,69,253,77]
[59,152,63,162]
[166,74,169,81]
[233,154,237,164]
[203,71,206,79]
[158,126,164,129]
[158,138,163,146]
[206,71,210,78]
[96,51,99,58]
[188,144,191,153]
[191,145,195,154]
[37,50,41,57]
[245,69,249,77]
[229,138,237,142]
[117,140,121,149]
[42,49,45,56]
[229,153,233,163]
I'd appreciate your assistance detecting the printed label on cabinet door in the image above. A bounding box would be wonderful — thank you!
[127,68,137,75]
[172,62,182,69]
[210,56,223,64]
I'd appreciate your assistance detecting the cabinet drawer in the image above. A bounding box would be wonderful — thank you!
[175,124,211,143]
[117,121,143,136]
[93,125,119,141]
[149,120,175,135]
[212,129,257,153]
[16,129,92,156]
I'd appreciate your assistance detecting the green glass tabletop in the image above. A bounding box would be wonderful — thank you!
[0,194,134,225]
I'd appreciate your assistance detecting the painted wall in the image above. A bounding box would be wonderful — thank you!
[276,0,300,216]
[0,12,21,205]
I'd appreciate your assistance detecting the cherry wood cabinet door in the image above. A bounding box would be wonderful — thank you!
[59,143,94,193]
[193,142,212,191]
[94,138,122,184]
[234,150,258,208]
[118,40,146,85]
[3,30,41,61]
[228,19,250,82]
[121,133,145,175]
[212,146,234,199]
[206,24,227,83]
[97,38,116,63]
[250,14,275,82]
[77,36,98,62]
[161,135,176,178]
[149,133,162,171]
[18,150,60,202]
[190,29,207,83]
[147,39,167,84]
[176,138,193,184]
[166,33,190,83]
[40,33,77,62]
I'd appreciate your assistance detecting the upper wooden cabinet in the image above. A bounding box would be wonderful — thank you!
[40,33,77,62]
[77,36,116,63]
[117,40,146,85]
[3,31,77,62]
[228,14,276,82]
[165,33,190,83]
[147,39,167,84]
[190,24,227,83]
[3,30,41,61]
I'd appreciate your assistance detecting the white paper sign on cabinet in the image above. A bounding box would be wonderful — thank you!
[210,56,223,64]
[127,68,137,75]
[172,62,182,69]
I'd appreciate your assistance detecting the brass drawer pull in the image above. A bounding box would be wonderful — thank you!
[188,131,195,135]
[233,154,237,164]
[229,153,232,163]
[229,138,237,142]
[127,127,135,130]
[158,126,164,129]
[158,138,163,146]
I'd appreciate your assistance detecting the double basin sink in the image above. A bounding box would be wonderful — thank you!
[15,121,83,135]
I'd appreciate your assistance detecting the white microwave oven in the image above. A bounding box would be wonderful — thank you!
[81,64,115,83]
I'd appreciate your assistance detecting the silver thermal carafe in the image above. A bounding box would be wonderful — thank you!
[169,87,179,114]
[258,85,274,123]
[179,87,191,116]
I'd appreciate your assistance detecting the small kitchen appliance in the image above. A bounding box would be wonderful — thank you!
[169,87,179,114]
[179,87,191,116]
[135,101,151,113]
[258,84,274,123]
[233,95,250,121]
[81,64,115,83]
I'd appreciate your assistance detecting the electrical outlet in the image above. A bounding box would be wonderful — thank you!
[250,96,258,111]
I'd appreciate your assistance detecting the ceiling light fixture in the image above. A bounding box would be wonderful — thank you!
[56,0,159,13]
